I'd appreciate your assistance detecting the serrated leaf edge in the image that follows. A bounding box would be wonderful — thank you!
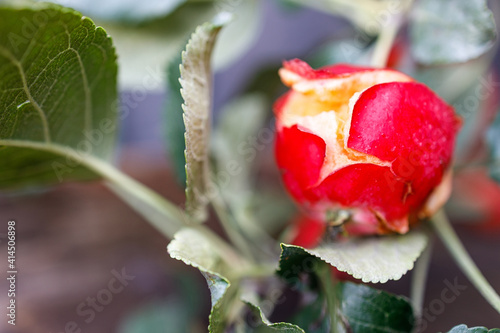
[278,231,428,284]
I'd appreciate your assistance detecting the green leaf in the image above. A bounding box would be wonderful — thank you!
[337,282,415,333]
[486,110,500,182]
[0,2,117,189]
[165,51,186,184]
[243,300,306,333]
[277,253,415,332]
[181,14,230,222]
[278,230,428,283]
[167,227,234,333]
[446,325,500,333]
[37,0,186,23]
[410,0,497,65]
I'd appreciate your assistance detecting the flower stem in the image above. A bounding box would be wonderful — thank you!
[77,155,244,264]
[370,0,413,68]
[370,16,401,68]
[316,262,338,333]
[210,189,257,262]
[410,239,433,315]
[430,210,500,314]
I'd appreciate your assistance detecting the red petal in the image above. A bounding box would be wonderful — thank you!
[347,82,458,171]
[340,82,459,230]
[275,124,326,201]
[290,216,326,248]
[305,164,411,232]
[283,58,374,80]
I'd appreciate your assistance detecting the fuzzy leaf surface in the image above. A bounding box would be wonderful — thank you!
[180,15,229,222]
[410,0,496,64]
[167,227,232,333]
[278,231,428,283]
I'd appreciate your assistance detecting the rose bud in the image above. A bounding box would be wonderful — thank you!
[274,59,460,234]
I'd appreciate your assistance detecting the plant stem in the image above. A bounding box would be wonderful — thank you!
[370,0,413,68]
[0,140,247,268]
[0,139,188,238]
[316,262,338,333]
[83,156,188,238]
[370,17,401,68]
[430,210,500,314]
[410,239,433,315]
[210,190,257,262]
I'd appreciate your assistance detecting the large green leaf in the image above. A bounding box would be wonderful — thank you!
[0,1,117,189]
[278,230,428,283]
[486,110,500,183]
[410,0,497,65]
[167,227,237,333]
[181,15,229,222]
[447,325,500,333]
[337,282,414,333]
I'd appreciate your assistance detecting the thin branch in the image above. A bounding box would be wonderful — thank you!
[430,210,500,314]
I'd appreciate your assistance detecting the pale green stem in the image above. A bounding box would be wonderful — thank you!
[0,140,248,271]
[370,17,401,67]
[210,190,257,262]
[410,240,433,316]
[370,0,413,68]
[0,139,187,238]
[316,262,338,333]
[430,210,500,314]
[99,162,249,268]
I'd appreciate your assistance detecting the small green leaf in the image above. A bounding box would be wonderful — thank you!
[278,230,428,283]
[167,227,234,333]
[337,282,415,333]
[410,0,497,65]
[181,15,230,222]
[446,325,500,333]
[0,2,117,189]
[486,110,500,182]
[243,300,306,333]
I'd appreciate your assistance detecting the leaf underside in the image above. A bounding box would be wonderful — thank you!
[167,227,231,333]
[180,15,229,222]
[0,2,118,189]
[279,230,428,284]
[410,0,497,65]
[447,324,500,333]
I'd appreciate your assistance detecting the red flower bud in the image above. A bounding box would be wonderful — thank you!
[274,59,460,234]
